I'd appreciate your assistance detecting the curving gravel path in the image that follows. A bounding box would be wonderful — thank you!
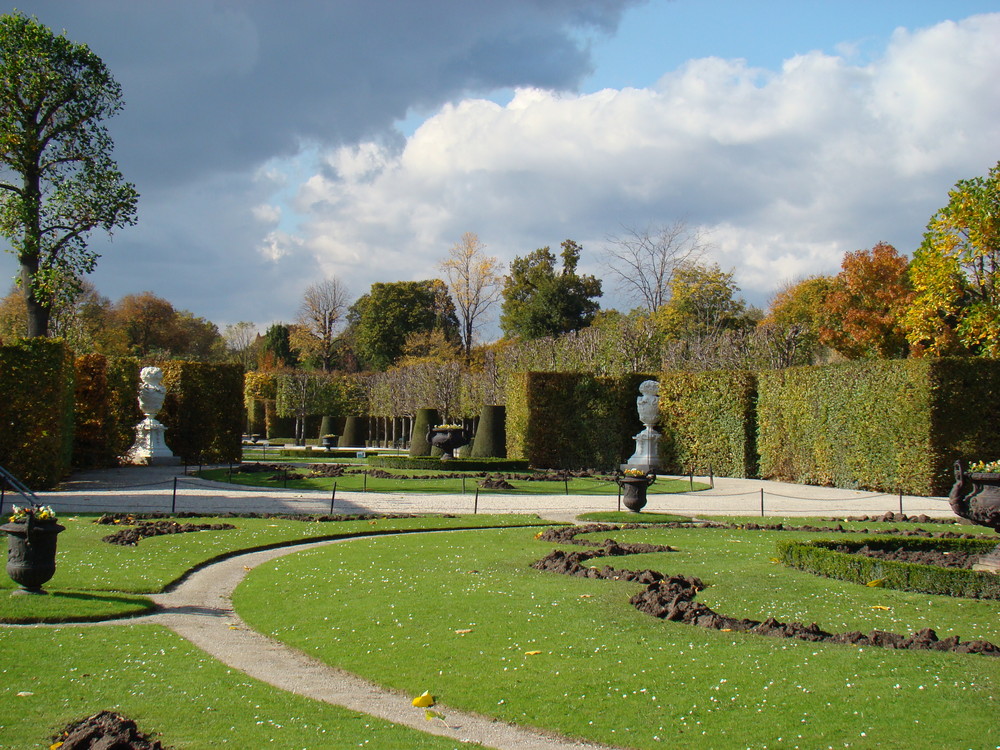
[16,534,613,750]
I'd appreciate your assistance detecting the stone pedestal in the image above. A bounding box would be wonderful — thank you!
[623,427,662,474]
[127,417,179,465]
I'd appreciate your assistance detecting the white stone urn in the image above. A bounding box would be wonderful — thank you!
[126,367,179,465]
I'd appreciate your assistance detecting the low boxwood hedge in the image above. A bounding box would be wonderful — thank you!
[367,456,530,472]
[777,536,1000,599]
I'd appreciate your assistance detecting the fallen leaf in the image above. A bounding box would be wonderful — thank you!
[871,605,891,610]
[455,629,473,634]
[866,579,885,588]
[412,690,435,707]
[16,691,33,697]
[524,650,542,656]
[579,594,592,598]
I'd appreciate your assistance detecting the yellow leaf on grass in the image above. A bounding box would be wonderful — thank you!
[525,650,542,656]
[412,691,435,707]
[455,629,473,634]
[866,579,885,587]
[871,605,891,610]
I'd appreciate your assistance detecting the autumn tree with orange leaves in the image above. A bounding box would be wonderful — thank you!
[819,242,913,359]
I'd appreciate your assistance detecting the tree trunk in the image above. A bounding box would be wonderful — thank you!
[20,259,50,338]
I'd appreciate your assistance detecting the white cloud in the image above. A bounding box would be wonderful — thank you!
[287,13,1000,310]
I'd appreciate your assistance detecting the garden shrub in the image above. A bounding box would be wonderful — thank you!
[778,536,1000,599]
[160,362,243,464]
[408,408,440,457]
[0,339,75,488]
[658,370,758,477]
[470,404,506,458]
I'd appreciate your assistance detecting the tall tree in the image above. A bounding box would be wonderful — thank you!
[0,13,138,337]
[602,220,708,313]
[290,277,348,371]
[348,280,460,370]
[500,239,602,339]
[653,262,752,342]
[819,242,912,359]
[440,232,502,357]
[904,160,1000,356]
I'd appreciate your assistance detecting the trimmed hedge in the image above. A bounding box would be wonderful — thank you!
[73,354,141,469]
[0,339,75,489]
[506,372,653,471]
[758,358,1000,495]
[367,456,530,471]
[659,370,758,477]
[159,362,244,464]
[777,536,1000,599]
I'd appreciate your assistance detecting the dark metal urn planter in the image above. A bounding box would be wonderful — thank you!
[949,461,1000,573]
[2,517,66,594]
[426,427,470,460]
[618,473,656,512]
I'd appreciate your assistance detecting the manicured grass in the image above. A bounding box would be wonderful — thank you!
[236,522,1000,749]
[198,466,710,495]
[0,626,483,749]
[578,511,694,523]
[0,514,551,623]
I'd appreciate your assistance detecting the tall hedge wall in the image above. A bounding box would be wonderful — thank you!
[160,362,244,464]
[659,370,758,478]
[757,358,1000,496]
[73,354,141,469]
[506,372,646,470]
[0,339,75,489]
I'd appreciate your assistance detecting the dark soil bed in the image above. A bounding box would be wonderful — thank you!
[838,545,981,568]
[52,710,167,749]
[532,523,1000,656]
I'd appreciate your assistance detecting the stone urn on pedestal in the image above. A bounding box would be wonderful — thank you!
[622,380,663,475]
[426,424,470,461]
[2,506,65,594]
[617,470,657,512]
[127,366,179,465]
[949,460,1000,572]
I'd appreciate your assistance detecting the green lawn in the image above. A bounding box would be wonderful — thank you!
[0,514,550,623]
[0,626,485,750]
[236,521,1000,749]
[3,514,997,748]
[197,465,709,495]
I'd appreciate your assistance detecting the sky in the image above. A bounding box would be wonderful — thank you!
[2,0,1000,340]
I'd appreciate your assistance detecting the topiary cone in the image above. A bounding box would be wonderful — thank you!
[338,416,368,447]
[409,408,440,456]
[470,405,506,458]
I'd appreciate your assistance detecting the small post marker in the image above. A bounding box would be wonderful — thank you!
[330,482,337,514]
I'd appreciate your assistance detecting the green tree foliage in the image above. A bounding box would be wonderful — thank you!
[819,242,912,359]
[654,263,752,341]
[0,13,138,337]
[348,279,459,370]
[500,239,602,339]
[259,323,298,369]
[904,161,1000,356]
